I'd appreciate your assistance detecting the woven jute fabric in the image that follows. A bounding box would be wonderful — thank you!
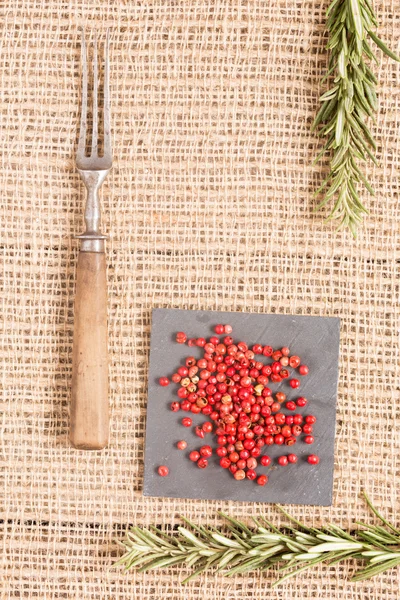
[1,0,400,598]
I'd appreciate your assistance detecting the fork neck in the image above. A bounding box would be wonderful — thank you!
[76,169,109,252]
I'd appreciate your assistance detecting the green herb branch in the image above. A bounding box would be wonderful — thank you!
[313,0,399,236]
[115,493,400,585]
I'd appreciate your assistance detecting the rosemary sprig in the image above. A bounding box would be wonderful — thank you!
[115,493,400,585]
[313,0,399,236]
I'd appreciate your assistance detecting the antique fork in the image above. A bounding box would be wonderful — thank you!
[70,32,112,450]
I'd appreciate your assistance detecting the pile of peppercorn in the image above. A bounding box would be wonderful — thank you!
[157,325,319,485]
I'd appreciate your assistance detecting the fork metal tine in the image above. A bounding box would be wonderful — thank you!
[103,29,111,159]
[77,30,88,160]
[91,33,98,156]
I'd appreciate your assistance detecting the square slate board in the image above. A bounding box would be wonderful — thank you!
[143,308,340,506]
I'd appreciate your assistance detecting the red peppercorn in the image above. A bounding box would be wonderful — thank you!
[234,469,245,480]
[275,413,286,425]
[253,425,264,436]
[224,324,233,334]
[275,392,286,403]
[216,447,228,458]
[293,414,303,425]
[257,475,268,486]
[289,355,301,368]
[281,346,290,356]
[274,434,284,445]
[176,331,187,343]
[281,425,292,438]
[171,373,181,383]
[177,387,188,399]
[159,377,170,387]
[252,344,263,354]
[199,369,211,380]
[304,435,314,444]
[260,455,271,466]
[224,336,233,345]
[271,402,281,413]
[229,452,239,463]
[296,397,308,407]
[195,426,205,438]
[251,446,261,457]
[202,421,213,433]
[209,337,219,346]
[299,365,309,376]
[243,439,255,450]
[264,435,274,445]
[157,465,169,476]
[280,369,289,379]
[191,405,201,414]
[261,346,272,357]
[177,440,187,450]
[285,437,297,446]
[285,401,296,411]
[291,425,302,436]
[200,445,212,458]
[229,464,238,474]
[271,362,281,374]
[285,415,294,425]
[270,374,282,383]
[180,400,191,411]
[246,457,258,469]
[197,458,208,469]
[278,455,288,466]
[302,424,313,434]
[170,402,180,412]
[182,417,192,427]
[196,337,206,347]
[246,469,257,480]
[305,415,316,424]
[307,454,320,465]
[288,453,298,463]
[220,457,231,468]
[289,378,300,389]
[237,459,246,470]
[260,406,271,417]
[214,324,224,334]
[189,451,200,462]
[271,350,282,361]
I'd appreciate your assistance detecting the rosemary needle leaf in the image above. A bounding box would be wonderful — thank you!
[368,30,400,62]
[313,0,400,235]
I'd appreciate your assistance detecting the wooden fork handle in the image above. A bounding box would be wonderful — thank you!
[70,251,109,450]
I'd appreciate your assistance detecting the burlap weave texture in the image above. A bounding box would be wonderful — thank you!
[1,0,399,598]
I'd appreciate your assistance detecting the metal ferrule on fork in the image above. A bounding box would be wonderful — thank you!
[75,169,109,252]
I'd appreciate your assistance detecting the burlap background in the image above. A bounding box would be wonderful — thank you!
[1,0,400,598]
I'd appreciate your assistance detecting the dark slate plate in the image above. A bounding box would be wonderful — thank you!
[143,308,340,506]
